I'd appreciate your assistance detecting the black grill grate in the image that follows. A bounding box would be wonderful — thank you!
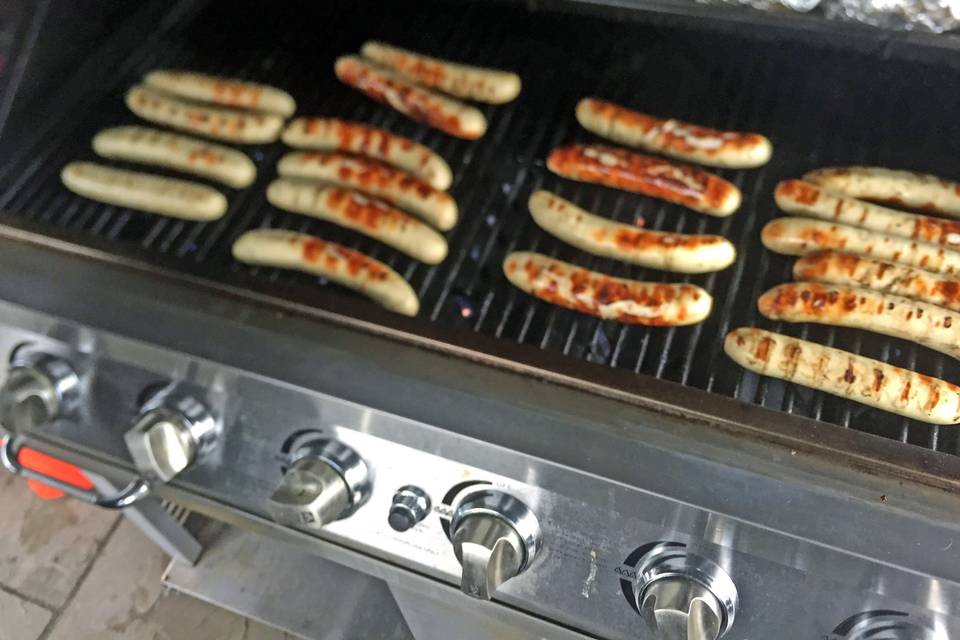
[3,0,960,455]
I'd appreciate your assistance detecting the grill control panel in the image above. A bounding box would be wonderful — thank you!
[1,318,959,639]
[251,425,956,639]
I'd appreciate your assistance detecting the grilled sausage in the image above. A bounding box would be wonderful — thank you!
[503,251,712,325]
[794,252,960,314]
[724,327,960,424]
[775,180,960,248]
[575,98,771,169]
[266,180,447,264]
[334,56,487,140]
[360,41,521,104]
[92,126,256,188]
[761,218,960,276]
[232,229,418,317]
[805,167,960,218]
[143,69,296,117]
[547,144,740,217]
[758,282,960,361]
[276,152,457,231]
[126,85,283,144]
[61,162,226,221]
[528,191,735,273]
[281,118,452,191]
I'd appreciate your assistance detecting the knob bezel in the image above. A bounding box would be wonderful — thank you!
[125,386,218,482]
[635,544,738,635]
[289,438,372,514]
[389,485,432,532]
[450,488,541,572]
[1,352,81,434]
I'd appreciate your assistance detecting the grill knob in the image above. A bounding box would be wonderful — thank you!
[833,611,943,639]
[124,387,217,483]
[389,485,431,532]
[267,439,371,530]
[449,489,541,600]
[0,352,79,434]
[635,546,738,640]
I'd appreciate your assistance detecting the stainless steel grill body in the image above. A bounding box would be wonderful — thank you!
[4,1,960,637]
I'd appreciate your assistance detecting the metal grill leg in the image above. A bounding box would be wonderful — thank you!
[87,472,202,565]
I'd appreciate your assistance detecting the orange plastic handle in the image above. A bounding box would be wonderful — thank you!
[17,446,92,500]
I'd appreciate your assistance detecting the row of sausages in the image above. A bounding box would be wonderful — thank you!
[501,98,772,327]
[726,168,960,425]
[228,41,524,317]
[61,70,299,222]
[57,42,523,317]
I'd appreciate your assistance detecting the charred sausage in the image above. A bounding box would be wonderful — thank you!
[547,144,741,216]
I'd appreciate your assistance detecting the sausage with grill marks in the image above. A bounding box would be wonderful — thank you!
[276,152,457,231]
[126,85,284,144]
[143,69,296,117]
[758,282,960,361]
[576,98,772,169]
[232,229,418,316]
[547,144,741,217]
[793,252,960,314]
[266,180,448,264]
[805,167,960,218]
[528,190,735,273]
[281,118,452,190]
[360,41,521,104]
[775,180,960,248]
[761,217,960,276]
[93,126,256,188]
[502,251,712,326]
[724,327,960,424]
[334,56,487,140]
[61,162,226,221]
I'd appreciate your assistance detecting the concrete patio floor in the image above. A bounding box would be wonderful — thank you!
[0,470,295,640]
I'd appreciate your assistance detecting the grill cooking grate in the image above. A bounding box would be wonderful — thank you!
[3,0,960,455]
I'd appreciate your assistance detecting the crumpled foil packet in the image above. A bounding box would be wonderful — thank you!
[697,0,960,32]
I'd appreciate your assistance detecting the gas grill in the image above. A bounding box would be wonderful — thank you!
[2,1,960,638]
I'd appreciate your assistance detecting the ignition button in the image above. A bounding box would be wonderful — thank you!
[389,485,431,532]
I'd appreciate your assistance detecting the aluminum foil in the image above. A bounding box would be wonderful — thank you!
[696,0,960,31]
[826,0,960,31]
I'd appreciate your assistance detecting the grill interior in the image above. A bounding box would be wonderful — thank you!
[3,0,960,455]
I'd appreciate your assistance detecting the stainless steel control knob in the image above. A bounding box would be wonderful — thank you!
[267,439,371,530]
[0,352,79,434]
[449,489,541,600]
[635,546,738,640]
[124,387,217,483]
[389,485,431,532]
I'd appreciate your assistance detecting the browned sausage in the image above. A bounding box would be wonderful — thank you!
[793,252,960,313]
[503,251,712,326]
[724,327,960,424]
[775,180,960,248]
[232,229,418,316]
[281,118,452,190]
[758,281,960,360]
[334,56,487,140]
[805,167,960,218]
[576,98,771,169]
[761,217,960,276]
[276,152,457,231]
[547,144,741,216]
